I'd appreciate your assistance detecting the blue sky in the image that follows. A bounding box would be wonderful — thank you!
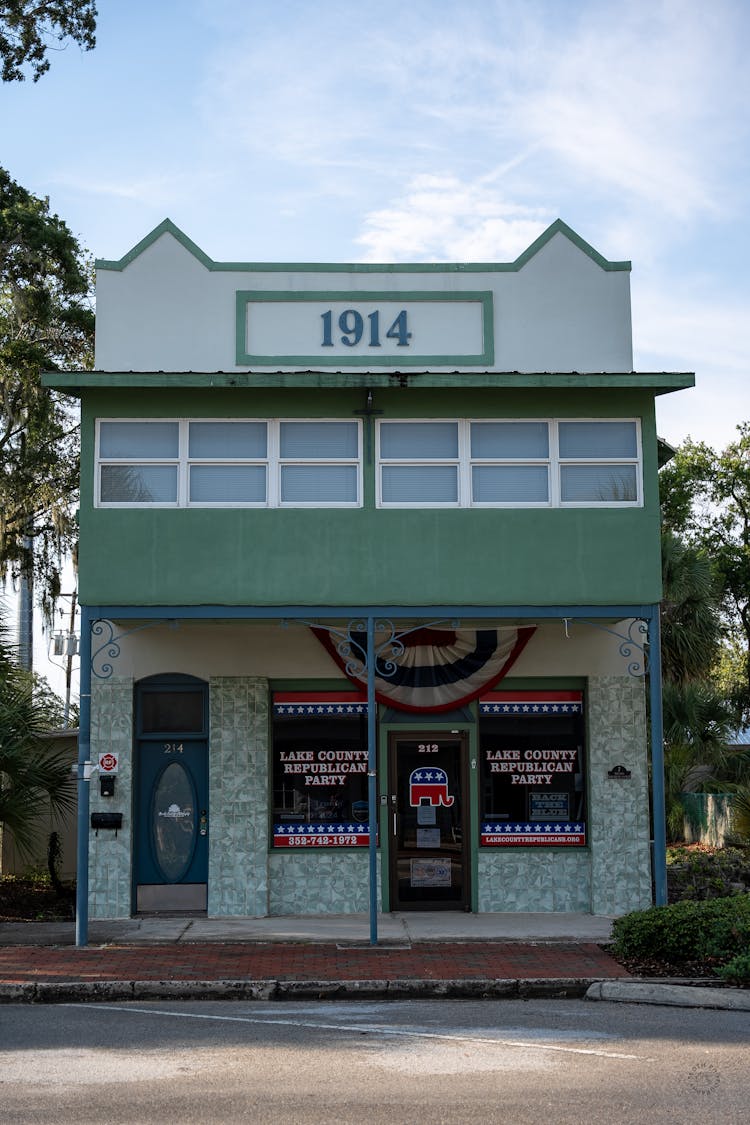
[2,0,748,690]
[3,0,748,450]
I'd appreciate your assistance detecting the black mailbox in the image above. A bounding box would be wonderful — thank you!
[91,811,123,831]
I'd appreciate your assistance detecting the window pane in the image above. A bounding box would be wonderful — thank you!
[558,421,637,459]
[140,690,204,732]
[189,421,267,459]
[561,464,637,502]
[380,422,459,459]
[471,422,549,459]
[479,710,585,835]
[280,421,358,459]
[273,714,367,845]
[151,762,196,881]
[189,465,266,502]
[382,465,458,503]
[100,465,178,503]
[281,464,358,502]
[472,465,549,502]
[99,421,179,459]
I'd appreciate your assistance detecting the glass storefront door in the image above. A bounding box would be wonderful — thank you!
[388,732,469,910]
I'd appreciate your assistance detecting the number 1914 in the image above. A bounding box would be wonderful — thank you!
[321,308,411,348]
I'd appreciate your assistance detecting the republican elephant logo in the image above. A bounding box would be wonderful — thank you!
[409,767,454,807]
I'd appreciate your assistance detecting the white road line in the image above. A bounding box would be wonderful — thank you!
[64,1004,649,1061]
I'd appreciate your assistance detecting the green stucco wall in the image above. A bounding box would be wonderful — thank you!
[78,386,662,607]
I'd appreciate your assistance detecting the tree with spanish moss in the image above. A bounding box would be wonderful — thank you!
[0,164,94,615]
[0,1,96,83]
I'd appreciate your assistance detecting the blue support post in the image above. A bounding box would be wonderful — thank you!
[367,616,378,945]
[648,608,667,906]
[75,606,92,947]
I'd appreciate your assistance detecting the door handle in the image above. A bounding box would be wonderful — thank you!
[199,809,208,837]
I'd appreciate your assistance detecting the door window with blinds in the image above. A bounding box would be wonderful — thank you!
[376,419,641,507]
[95,419,362,507]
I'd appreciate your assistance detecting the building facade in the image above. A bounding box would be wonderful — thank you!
[47,219,693,930]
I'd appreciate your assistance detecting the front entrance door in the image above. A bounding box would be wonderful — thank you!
[389,732,469,910]
[134,675,209,913]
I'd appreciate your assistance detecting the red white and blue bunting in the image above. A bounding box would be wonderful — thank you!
[313,626,535,713]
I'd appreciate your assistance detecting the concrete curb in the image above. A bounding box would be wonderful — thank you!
[5,976,746,1006]
[585,980,750,1011]
[0,976,597,1004]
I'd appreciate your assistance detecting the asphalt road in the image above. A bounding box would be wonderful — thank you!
[1,998,748,1123]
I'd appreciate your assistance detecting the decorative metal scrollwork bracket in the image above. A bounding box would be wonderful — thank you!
[90,618,173,679]
[294,617,461,682]
[563,617,649,677]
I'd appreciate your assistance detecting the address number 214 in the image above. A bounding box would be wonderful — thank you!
[321,308,412,348]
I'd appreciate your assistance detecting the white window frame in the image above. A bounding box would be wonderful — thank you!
[95,419,363,509]
[96,419,183,508]
[376,419,462,508]
[555,419,642,508]
[187,419,269,508]
[376,419,642,509]
[274,420,362,509]
[469,420,551,508]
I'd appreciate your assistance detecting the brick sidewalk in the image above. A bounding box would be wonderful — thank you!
[0,941,628,985]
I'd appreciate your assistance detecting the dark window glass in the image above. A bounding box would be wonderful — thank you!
[151,762,197,881]
[479,712,586,844]
[272,714,368,844]
[140,690,205,733]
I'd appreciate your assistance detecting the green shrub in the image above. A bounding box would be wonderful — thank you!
[611,895,750,965]
[731,787,750,842]
[717,951,750,985]
[666,845,750,902]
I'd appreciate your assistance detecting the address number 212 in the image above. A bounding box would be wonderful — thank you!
[321,308,412,348]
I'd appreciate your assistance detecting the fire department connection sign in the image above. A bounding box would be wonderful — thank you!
[236,290,494,366]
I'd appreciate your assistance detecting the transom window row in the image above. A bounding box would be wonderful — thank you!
[95,418,641,508]
[377,419,641,507]
[96,420,361,507]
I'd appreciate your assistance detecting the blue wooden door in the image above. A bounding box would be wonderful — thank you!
[134,676,209,913]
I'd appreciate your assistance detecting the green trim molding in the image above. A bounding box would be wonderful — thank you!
[44,370,695,394]
[95,218,631,275]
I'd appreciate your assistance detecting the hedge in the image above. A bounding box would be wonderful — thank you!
[611,895,750,966]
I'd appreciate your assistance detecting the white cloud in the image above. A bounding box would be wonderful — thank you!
[187,0,750,269]
[634,281,750,448]
[634,282,750,376]
[514,2,746,220]
[52,172,187,207]
[356,174,551,261]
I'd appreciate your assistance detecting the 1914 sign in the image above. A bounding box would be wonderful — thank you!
[236,290,494,367]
